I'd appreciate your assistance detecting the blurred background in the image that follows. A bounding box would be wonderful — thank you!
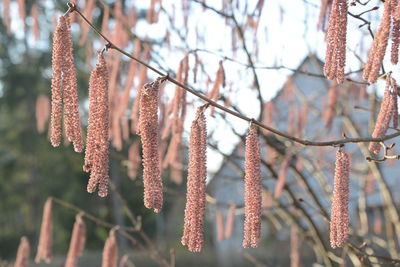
[1,0,400,266]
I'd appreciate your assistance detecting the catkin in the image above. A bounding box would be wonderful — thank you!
[36,95,50,133]
[290,226,300,267]
[363,0,391,84]
[138,77,166,212]
[182,107,207,252]
[102,229,118,267]
[216,210,225,241]
[15,236,30,267]
[369,76,397,154]
[224,204,236,239]
[50,14,83,152]
[324,0,348,83]
[84,54,110,197]
[330,149,350,248]
[274,154,291,199]
[35,198,53,264]
[65,214,86,267]
[243,124,262,248]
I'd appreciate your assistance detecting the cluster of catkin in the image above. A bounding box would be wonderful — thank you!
[83,54,110,197]
[369,75,398,154]
[324,0,348,84]
[330,149,350,248]
[182,107,208,252]
[363,0,400,83]
[50,13,83,152]
[32,198,129,266]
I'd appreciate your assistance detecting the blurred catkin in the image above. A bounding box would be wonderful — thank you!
[35,198,53,264]
[102,229,118,267]
[84,54,110,197]
[363,0,391,83]
[224,204,236,239]
[243,124,262,248]
[369,76,397,154]
[65,214,86,267]
[15,236,30,267]
[182,107,207,252]
[36,95,50,133]
[330,149,350,248]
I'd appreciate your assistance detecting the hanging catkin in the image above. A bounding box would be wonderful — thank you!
[324,0,348,83]
[65,214,86,267]
[274,154,291,199]
[216,209,225,241]
[243,124,262,248]
[127,141,141,180]
[139,77,166,213]
[363,0,392,83]
[290,226,300,267]
[369,75,397,154]
[15,236,30,267]
[35,198,53,264]
[102,229,118,267]
[84,54,110,197]
[36,95,50,133]
[330,149,350,248]
[182,107,207,252]
[324,82,339,128]
[3,0,11,35]
[224,203,236,239]
[50,13,83,152]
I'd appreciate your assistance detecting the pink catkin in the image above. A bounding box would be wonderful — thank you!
[224,204,236,239]
[274,154,291,199]
[290,226,300,267]
[391,19,400,64]
[17,0,26,30]
[127,141,141,180]
[363,0,391,84]
[216,210,225,241]
[324,0,348,83]
[119,255,129,267]
[79,0,96,45]
[182,107,207,252]
[50,14,83,152]
[139,77,166,212]
[31,3,40,41]
[35,198,53,264]
[3,0,11,35]
[330,150,350,248]
[369,76,397,154]
[243,125,262,248]
[15,236,30,267]
[102,230,118,267]
[50,15,66,147]
[162,58,188,170]
[36,95,50,133]
[318,0,333,31]
[84,54,110,197]
[324,82,339,128]
[65,214,86,267]
[63,15,84,152]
